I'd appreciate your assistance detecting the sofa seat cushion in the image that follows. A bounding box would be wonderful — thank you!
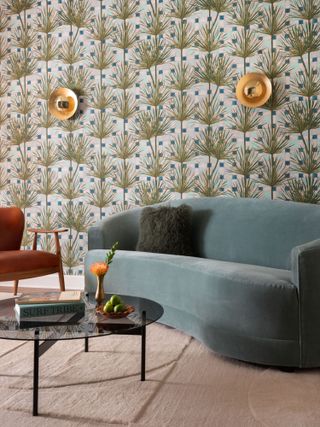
[0,250,59,275]
[85,250,299,341]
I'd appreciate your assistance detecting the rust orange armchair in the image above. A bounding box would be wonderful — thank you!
[0,207,67,295]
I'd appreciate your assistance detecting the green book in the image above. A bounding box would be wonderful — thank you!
[15,301,85,318]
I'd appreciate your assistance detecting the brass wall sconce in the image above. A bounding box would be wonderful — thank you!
[236,73,272,108]
[49,88,78,120]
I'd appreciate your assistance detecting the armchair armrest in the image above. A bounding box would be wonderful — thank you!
[28,228,68,234]
[27,228,68,254]
[291,239,320,366]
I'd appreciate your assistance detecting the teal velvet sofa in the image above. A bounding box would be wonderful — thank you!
[85,197,320,368]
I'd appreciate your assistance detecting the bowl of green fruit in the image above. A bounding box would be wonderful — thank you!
[96,295,135,318]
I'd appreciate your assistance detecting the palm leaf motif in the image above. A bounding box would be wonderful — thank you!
[135,181,171,206]
[290,0,320,20]
[168,63,194,91]
[59,173,83,201]
[36,37,59,62]
[255,126,290,155]
[110,134,139,160]
[133,38,171,70]
[167,0,196,19]
[90,84,114,110]
[133,109,171,141]
[88,181,114,209]
[168,93,194,122]
[195,128,235,160]
[195,56,234,86]
[195,23,224,53]
[59,0,93,29]
[168,166,194,194]
[88,44,114,70]
[169,21,195,50]
[255,50,289,79]
[5,0,36,15]
[231,176,262,199]
[6,183,38,209]
[258,5,287,35]
[7,52,37,80]
[282,23,320,57]
[230,105,261,133]
[167,135,194,163]
[141,3,169,36]
[229,28,262,58]
[36,170,59,196]
[113,92,137,119]
[35,5,59,33]
[281,177,320,204]
[280,0,320,203]
[113,162,137,189]
[11,26,36,50]
[59,36,84,65]
[197,0,232,14]
[35,75,56,101]
[89,14,113,41]
[58,67,92,96]
[0,76,8,98]
[59,134,92,164]
[113,21,137,50]
[258,157,288,188]
[111,64,138,91]
[88,112,114,140]
[0,15,8,32]
[110,0,139,20]
[87,154,113,180]
[228,0,260,27]
[141,152,169,178]
[195,170,225,197]
[290,71,320,98]
[281,100,320,134]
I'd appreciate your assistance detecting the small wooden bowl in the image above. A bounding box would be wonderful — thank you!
[96,304,135,319]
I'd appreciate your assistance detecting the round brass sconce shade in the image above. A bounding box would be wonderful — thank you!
[236,73,272,108]
[49,88,78,120]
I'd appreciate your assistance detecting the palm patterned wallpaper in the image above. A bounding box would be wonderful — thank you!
[0,0,319,274]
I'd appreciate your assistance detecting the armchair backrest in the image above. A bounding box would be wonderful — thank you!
[0,207,24,251]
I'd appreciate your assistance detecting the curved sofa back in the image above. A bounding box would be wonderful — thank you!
[177,197,320,269]
[91,197,320,270]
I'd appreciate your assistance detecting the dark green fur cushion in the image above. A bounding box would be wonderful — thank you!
[136,204,194,256]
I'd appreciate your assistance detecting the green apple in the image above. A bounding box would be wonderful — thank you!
[110,295,122,306]
[114,303,125,313]
[103,301,114,313]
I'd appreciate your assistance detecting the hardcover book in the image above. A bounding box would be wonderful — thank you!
[15,301,85,318]
[17,312,84,328]
[16,291,82,305]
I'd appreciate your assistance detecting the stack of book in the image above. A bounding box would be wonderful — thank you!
[15,291,85,326]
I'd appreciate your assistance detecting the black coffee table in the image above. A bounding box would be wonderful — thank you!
[0,293,163,416]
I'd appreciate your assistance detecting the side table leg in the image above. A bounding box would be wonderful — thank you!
[85,337,89,353]
[33,338,39,416]
[141,310,146,381]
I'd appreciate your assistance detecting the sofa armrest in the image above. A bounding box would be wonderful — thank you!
[291,239,320,366]
[88,208,141,251]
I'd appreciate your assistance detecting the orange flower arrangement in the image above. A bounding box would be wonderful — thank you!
[90,262,109,277]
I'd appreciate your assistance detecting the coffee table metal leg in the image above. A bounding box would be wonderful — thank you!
[85,337,89,352]
[141,310,146,381]
[33,338,39,416]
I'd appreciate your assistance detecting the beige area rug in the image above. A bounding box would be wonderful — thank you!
[0,324,319,427]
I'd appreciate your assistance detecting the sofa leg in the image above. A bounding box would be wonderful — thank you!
[13,280,19,296]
